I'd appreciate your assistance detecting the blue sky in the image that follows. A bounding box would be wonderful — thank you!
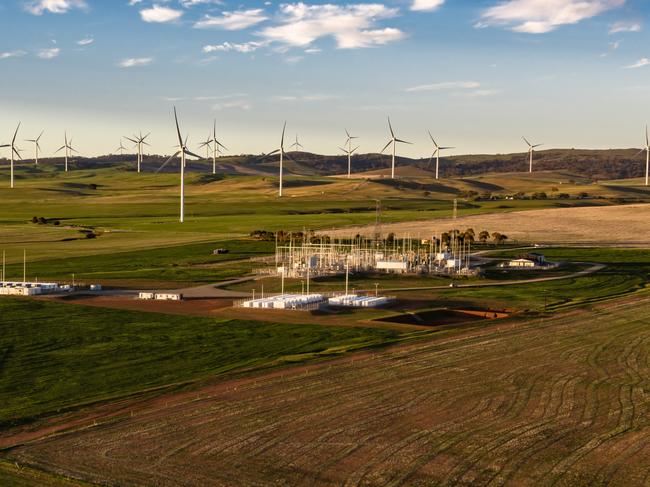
[1,0,649,158]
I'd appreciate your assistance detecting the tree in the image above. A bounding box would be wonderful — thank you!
[479,230,490,243]
[492,232,508,245]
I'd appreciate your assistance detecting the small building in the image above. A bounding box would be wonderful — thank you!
[240,293,325,310]
[154,293,183,301]
[507,258,537,268]
[138,292,155,300]
[328,294,392,308]
[90,284,102,291]
[376,261,408,273]
[212,249,229,255]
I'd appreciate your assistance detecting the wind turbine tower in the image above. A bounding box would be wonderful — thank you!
[25,131,44,165]
[115,138,127,157]
[427,131,454,180]
[199,120,227,175]
[1,123,22,188]
[125,132,150,173]
[157,107,201,223]
[380,117,411,179]
[55,132,76,172]
[261,122,289,197]
[290,134,304,152]
[342,129,359,178]
[636,125,650,187]
[523,136,543,173]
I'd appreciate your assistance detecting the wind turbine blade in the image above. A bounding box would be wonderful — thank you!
[13,148,22,159]
[440,146,455,150]
[157,151,181,173]
[427,130,436,145]
[380,140,392,153]
[55,146,66,153]
[184,149,202,159]
[395,138,412,145]
[281,121,286,149]
[125,137,138,144]
[351,146,360,153]
[12,122,20,144]
[213,119,217,140]
[345,128,351,139]
[0,144,8,148]
[37,130,44,142]
[143,133,151,141]
[216,141,227,151]
[522,136,532,147]
[633,149,645,158]
[387,117,394,138]
[173,107,183,146]
[338,146,347,153]
[532,143,543,148]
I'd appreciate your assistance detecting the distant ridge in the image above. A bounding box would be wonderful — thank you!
[1,148,646,180]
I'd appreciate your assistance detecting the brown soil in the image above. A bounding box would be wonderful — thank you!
[6,295,650,486]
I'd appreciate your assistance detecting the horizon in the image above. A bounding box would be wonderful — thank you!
[2,0,650,157]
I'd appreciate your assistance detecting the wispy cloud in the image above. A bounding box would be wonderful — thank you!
[0,50,27,60]
[405,81,481,92]
[410,0,444,12]
[118,57,153,68]
[140,4,183,23]
[37,47,60,59]
[25,0,87,15]
[194,9,267,30]
[478,0,625,34]
[212,99,252,111]
[609,20,641,34]
[180,0,223,7]
[77,37,94,46]
[625,58,650,69]
[203,41,268,53]
[258,3,404,49]
[271,94,339,102]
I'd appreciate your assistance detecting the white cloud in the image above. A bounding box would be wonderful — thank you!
[180,0,223,6]
[0,50,26,60]
[25,0,87,15]
[479,0,625,34]
[194,9,268,30]
[609,20,641,33]
[405,81,481,92]
[212,100,252,111]
[77,37,94,46]
[118,57,153,67]
[37,47,60,59]
[128,0,143,5]
[271,93,339,102]
[625,58,650,69]
[140,4,183,23]
[258,3,404,49]
[410,0,444,12]
[203,41,267,53]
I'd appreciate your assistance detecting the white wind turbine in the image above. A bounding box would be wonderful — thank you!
[198,120,227,175]
[25,130,44,165]
[340,129,359,179]
[427,131,454,180]
[55,132,76,172]
[380,117,411,179]
[634,125,649,187]
[290,134,304,152]
[115,138,127,157]
[260,122,291,197]
[1,123,22,188]
[125,132,150,173]
[156,107,201,223]
[523,136,543,173]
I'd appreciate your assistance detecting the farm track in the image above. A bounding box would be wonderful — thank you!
[5,295,650,486]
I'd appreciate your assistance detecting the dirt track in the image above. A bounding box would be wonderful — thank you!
[7,294,650,486]
[326,203,650,245]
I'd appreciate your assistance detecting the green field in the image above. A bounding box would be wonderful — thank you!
[0,298,407,426]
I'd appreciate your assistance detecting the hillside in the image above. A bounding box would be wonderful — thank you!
[1,148,647,181]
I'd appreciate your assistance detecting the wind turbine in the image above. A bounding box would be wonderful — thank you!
[290,134,304,152]
[199,120,227,175]
[260,122,290,197]
[1,123,22,189]
[380,117,411,179]
[427,131,454,180]
[635,125,650,187]
[523,136,543,173]
[125,132,150,173]
[25,131,44,165]
[340,129,359,179]
[115,138,127,157]
[55,132,76,172]
[156,107,201,223]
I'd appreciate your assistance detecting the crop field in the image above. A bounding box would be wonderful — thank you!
[4,294,650,486]
[327,203,650,245]
[0,297,405,427]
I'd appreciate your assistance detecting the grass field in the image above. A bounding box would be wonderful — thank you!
[5,293,650,486]
[0,297,407,427]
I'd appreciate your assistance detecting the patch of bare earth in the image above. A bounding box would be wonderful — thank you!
[6,295,650,486]
[327,204,650,245]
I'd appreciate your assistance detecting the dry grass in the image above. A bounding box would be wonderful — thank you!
[327,203,650,245]
[6,294,650,486]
